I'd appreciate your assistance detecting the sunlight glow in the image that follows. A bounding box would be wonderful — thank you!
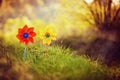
[113,0,119,5]
[85,0,93,4]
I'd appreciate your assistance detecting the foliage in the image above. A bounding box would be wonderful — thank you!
[107,65,120,80]
[57,0,96,32]
[3,42,107,80]
[84,0,120,30]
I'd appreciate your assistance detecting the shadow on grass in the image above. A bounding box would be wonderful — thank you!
[55,35,120,66]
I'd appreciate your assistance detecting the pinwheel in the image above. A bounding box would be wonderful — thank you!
[16,25,36,59]
[38,26,56,53]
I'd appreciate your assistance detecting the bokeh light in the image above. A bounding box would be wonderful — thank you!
[84,0,93,4]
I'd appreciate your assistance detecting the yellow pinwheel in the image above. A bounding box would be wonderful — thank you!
[38,26,57,53]
[39,26,57,45]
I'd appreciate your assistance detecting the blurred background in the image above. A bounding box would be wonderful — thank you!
[0,0,120,80]
[0,0,120,64]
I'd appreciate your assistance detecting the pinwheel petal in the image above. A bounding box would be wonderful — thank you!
[18,28,24,33]
[28,37,34,43]
[29,32,36,37]
[23,25,28,32]
[25,39,29,45]
[28,27,34,33]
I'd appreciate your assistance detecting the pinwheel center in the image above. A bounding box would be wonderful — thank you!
[45,32,50,38]
[23,33,29,38]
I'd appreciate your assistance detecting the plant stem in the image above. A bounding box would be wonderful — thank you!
[46,44,48,54]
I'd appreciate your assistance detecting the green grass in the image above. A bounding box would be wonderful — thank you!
[5,42,108,80]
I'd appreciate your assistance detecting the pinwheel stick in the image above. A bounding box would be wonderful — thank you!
[24,45,27,60]
[46,44,48,54]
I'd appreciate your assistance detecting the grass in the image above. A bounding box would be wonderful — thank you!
[2,42,107,80]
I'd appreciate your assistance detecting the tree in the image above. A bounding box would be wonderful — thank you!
[84,0,120,31]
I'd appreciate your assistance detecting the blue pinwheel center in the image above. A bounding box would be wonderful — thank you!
[23,33,29,38]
